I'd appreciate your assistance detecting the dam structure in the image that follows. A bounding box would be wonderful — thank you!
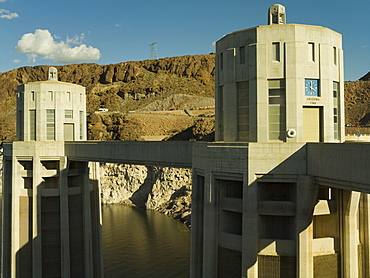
[2,67,103,277]
[190,4,369,278]
[2,4,370,278]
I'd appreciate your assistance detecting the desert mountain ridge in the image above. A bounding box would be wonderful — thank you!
[0,53,369,142]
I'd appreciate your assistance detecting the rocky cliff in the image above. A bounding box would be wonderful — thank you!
[0,54,216,142]
[100,163,192,226]
[344,81,370,125]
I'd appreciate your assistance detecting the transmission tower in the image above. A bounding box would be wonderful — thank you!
[149,42,158,59]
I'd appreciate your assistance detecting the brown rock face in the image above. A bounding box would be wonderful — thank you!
[0,54,215,142]
[345,81,370,125]
[0,54,215,99]
[87,112,144,141]
[167,118,215,141]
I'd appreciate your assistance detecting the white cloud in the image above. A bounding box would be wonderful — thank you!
[0,9,19,19]
[0,0,7,2]
[27,54,37,63]
[66,33,85,45]
[16,29,101,64]
[13,59,21,63]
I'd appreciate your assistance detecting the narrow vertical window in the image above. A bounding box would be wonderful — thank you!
[272,42,280,61]
[268,79,286,141]
[308,42,315,61]
[333,82,339,139]
[31,91,35,101]
[49,91,53,101]
[220,53,224,70]
[67,92,71,101]
[237,81,249,141]
[18,110,24,140]
[80,93,82,102]
[333,47,337,65]
[79,111,84,140]
[218,86,224,140]
[65,110,73,119]
[29,110,36,140]
[46,109,55,140]
[239,46,245,64]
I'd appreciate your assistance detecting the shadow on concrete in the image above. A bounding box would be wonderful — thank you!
[9,161,103,277]
[250,144,315,277]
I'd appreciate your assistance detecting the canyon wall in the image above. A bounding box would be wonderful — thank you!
[100,163,192,227]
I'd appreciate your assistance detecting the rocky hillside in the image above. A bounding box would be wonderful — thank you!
[345,81,370,125]
[0,54,215,142]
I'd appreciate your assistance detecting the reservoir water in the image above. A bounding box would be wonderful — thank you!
[0,195,191,277]
[102,204,191,277]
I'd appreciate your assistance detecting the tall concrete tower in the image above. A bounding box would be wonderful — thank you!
[2,68,103,277]
[215,4,344,143]
[190,5,367,278]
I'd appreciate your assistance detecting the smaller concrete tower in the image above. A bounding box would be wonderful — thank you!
[16,67,87,141]
[2,68,103,277]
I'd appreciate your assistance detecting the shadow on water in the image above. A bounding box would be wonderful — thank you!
[102,204,191,278]
[0,194,190,277]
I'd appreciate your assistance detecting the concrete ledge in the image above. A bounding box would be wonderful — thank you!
[68,187,81,195]
[258,239,296,256]
[219,232,242,251]
[19,189,32,197]
[41,188,60,197]
[220,197,243,212]
[314,200,337,215]
[258,201,296,216]
[313,237,337,255]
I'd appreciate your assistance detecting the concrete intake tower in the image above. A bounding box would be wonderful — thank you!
[2,67,103,277]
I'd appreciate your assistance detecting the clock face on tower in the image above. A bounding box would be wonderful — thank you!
[305,79,319,96]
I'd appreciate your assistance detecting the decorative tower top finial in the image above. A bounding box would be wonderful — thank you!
[268,4,286,25]
[48,67,58,81]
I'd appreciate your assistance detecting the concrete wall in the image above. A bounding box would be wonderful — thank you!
[64,141,194,168]
[17,81,86,141]
[307,142,370,192]
[215,24,344,143]
[191,141,370,277]
[2,141,103,277]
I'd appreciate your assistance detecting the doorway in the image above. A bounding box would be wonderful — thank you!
[302,107,322,142]
[64,123,74,141]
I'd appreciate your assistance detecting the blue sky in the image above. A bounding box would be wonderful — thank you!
[0,0,369,80]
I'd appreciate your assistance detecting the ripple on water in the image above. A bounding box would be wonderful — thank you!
[102,204,191,278]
